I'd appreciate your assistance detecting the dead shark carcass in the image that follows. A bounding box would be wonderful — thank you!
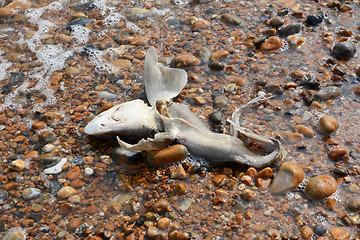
[84,47,282,168]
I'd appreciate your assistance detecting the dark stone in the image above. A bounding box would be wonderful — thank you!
[300,77,321,90]
[313,224,327,236]
[208,111,225,125]
[280,23,303,37]
[81,44,99,56]
[333,166,348,176]
[1,84,11,94]
[66,17,93,30]
[315,86,342,99]
[306,15,323,26]
[9,72,25,86]
[81,1,96,11]
[209,61,225,71]
[331,42,356,60]
[0,189,8,200]
[29,212,43,222]
[254,36,267,49]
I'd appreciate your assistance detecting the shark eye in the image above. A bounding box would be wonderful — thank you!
[100,123,105,128]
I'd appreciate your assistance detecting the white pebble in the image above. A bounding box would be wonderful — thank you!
[44,158,67,174]
[84,167,94,176]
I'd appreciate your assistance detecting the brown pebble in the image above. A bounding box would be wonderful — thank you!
[354,86,360,95]
[31,121,46,130]
[234,213,244,224]
[301,225,313,239]
[211,50,229,60]
[260,36,283,52]
[212,174,227,186]
[284,132,304,144]
[245,167,257,177]
[170,54,200,68]
[319,115,338,134]
[324,198,337,210]
[191,20,210,31]
[329,227,350,240]
[57,186,77,199]
[153,199,171,213]
[328,147,347,160]
[175,183,186,195]
[70,179,85,189]
[39,130,57,143]
[66,166,80,180]
[305,175,337,199]
[270,162,304,194]
[256,167,273,179]
[170,164,187,180]
[295,125,315,137]
[67,218,82,232]
[157,217,171,229]
[148,144,188,165]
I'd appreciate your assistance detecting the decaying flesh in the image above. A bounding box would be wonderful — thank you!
[85,47,283,168]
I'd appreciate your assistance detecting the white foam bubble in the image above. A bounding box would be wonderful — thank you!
[0,56,12,81]
[71,25,91,44]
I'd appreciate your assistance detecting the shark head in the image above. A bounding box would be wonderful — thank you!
[84,99,162,140]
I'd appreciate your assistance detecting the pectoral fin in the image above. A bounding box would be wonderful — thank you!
[117,132,176,152]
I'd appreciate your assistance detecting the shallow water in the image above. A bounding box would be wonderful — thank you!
[0,0,359,239]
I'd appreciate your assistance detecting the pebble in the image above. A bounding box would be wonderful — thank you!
[270,162,304,194]
[268,16,284,28]
[39,130,57,143]
[313,224,328,236]
[145,147,185,167]
[354,86,360,95]
[170,54,200,68]
[265,84,284,95]
[153,199,171,213]
[295,125,315,137]
[66,166,81,180]
[2,227,26,240]
[109,192,133,213]
[306,15,323,26]
[315,86,342,99]
[66,17,93,30]
[286,35,306,48]
[260,36,283,52]
[209,61,225,71]
[213,95,228,107]
[98,91,118,100]
[345,197,360,212]
[319,115,338,134]
[301,225,313,239]
[84,167,94,176]
[157,217,171,229]
[329,227,350,240]
[57,186,78,199]
[68,218,82,232]
[221,13,242,25]
[10,159,25,171]
[44,158,68,174]
[191,20,210,31]
[208,111,225,126]
[213,174,227,186]
[0,189,9,200]
[31,121,46,130]
[328,147,347,160]
[170,164,187,179]
[331,42,356,60]
[211,50,230,60]
[305,175,337,199]
[280,23,303,37]
[42,144,55,153]
[146,226,166,240]
[22,187,41,200]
